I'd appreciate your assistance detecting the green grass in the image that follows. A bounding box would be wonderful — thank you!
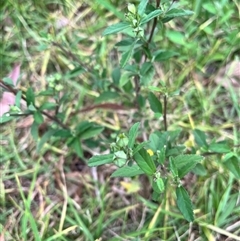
[1,0,240,240]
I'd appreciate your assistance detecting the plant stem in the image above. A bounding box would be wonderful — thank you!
[163,94,167,131]
[0,79,69,129]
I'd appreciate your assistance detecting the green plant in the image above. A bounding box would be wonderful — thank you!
[86,0,240,223]
[1,0,239,239]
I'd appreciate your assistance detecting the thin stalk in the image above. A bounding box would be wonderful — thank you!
[0,79,68,129]
[163,95,167,131]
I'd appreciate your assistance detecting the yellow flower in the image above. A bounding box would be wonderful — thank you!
[147,149,154,156]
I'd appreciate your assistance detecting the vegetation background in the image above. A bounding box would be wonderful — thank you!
[0,0,239,240]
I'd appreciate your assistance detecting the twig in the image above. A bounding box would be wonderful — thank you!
[0,79,69,129]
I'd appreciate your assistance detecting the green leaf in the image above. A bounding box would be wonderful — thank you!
[119,72,130,87]
[72,138,83,158]
[0,114,14,124]
[28,103,37,112]
[140,62,155,85]
[94,91,120,104]
[154,50,179,61]
[169,157,178,177]
[133,141,150,155]
[15,91,22,107]
[193,129,208,147]
[75,121,92,134]
[31,121,39,141]
[168,129,182,142]
[33,111,44,124]
[138,0,148,16]
[112,67,121,85]
[36,129,56,153]
[88,154,114,167]
[115,39,133,47]
[209,141,231,153]
[173,154,204,178]
[79,126,104,140]
[128,122,140,148]
[26,87,35,106]
[120,43,135,68]
[37,89,55,96]
[102,22,130,36]
[176,186,194,222]
[163,8,194,22]
[166,30,185,45]
[54,129,72,138]
[134,148,156,175]
[223,153,240,179]
[2,77,14,86]
[39,102,57,111]
[148,131,167,152]
[155,177,165,193]
[192,163,207,176]
[140,9,163,25]
[111,165,144,177]
[148,92,162,114]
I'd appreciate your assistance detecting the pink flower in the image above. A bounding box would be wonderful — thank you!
[0,63,21,117]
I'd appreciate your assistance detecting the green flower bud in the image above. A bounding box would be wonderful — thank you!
[128,3,136,15]
[116,133,129,147]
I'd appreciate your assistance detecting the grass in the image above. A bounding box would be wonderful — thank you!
[0,0,240,240]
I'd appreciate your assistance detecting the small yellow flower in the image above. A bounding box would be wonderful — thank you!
[147,149,154,156]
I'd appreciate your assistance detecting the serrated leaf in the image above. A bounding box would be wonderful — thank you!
[102,22,130,36]
[192,163,207,176]
[148,131,167,151]
[148,92,162,114]
[134,149,155,175]
[128,122,140,148]
[138,0,148,16]
[140,9,163,25]
[88,154,114,167]
[111,165,144,177]
[173,154,204,178]
[170,156,178,177]
[176,186,194,222]
[193,129,208,147]
[134,148,156,175]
